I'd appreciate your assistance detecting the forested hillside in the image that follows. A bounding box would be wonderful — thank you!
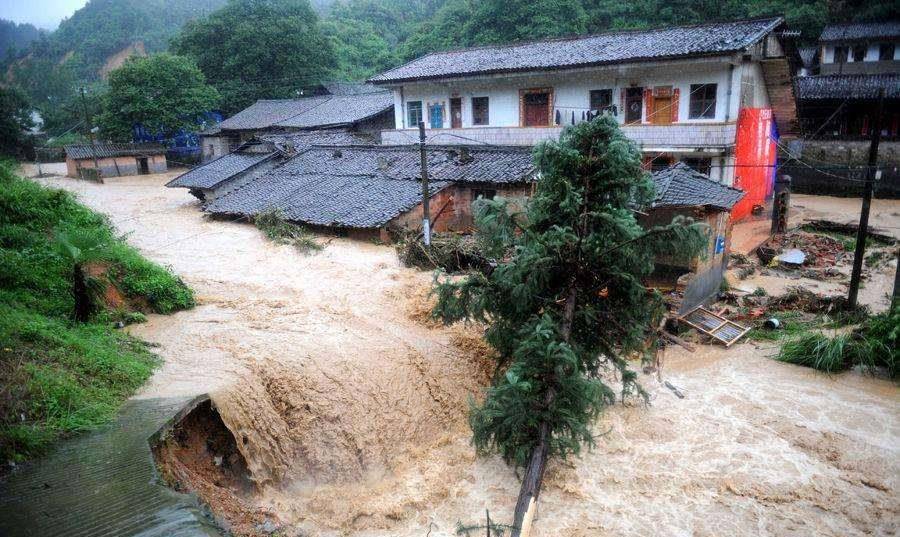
[0,19,43,59]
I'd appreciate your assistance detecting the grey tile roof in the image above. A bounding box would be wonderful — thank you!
[257,130,375,151]
[819,21,900,43]
[652,162,744,211]
[370,17,783,84]
[204,144,535,229]
[217,98,329,131]
[206,172,450,229]
[796,74,900,100]
[274,92,394,128]
[166,150,276,190]
[216,90,393,131]
[65,143,166,159]
[323,82,384,95]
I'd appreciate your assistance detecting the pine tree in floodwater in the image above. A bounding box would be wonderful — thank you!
[432,115,708,536]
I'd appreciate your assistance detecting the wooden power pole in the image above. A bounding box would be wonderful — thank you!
[80,87,100,177]
[848,88,884,309]
[418,121,431,246]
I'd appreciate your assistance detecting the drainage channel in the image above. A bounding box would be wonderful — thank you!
[0,397,221,537]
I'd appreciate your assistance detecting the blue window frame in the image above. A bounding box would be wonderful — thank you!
[429,103,444,129]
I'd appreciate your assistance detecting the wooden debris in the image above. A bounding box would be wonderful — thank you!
[679,306,750,347]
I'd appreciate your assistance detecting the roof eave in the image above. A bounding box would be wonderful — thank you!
[370,50,746,85]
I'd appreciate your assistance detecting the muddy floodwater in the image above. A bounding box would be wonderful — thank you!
[35,171,900,536]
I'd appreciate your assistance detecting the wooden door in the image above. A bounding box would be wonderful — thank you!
[450,97,462,129]
[524,92,550,127]
[652,96,673,125]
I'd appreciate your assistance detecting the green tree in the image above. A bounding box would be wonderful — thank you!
[323,17,397,80]
[0,86,34,156]
[172,0,336,113]
[432,116,708,535]
[97,53,219,142]
[400,0,587,61]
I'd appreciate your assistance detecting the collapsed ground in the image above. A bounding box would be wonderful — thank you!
[30,168,900,536]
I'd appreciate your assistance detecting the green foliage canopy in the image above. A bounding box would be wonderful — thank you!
[0,86,34,156]
[433,116,709,468]
[97,53,219,142]
[172,0,336,113]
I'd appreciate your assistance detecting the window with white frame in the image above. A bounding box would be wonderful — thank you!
[688,84,717,119]
[407,101,423,127]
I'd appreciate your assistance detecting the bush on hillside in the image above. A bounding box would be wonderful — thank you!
[0,161,193,463]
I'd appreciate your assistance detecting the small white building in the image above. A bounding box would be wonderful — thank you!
[370,17,799,219]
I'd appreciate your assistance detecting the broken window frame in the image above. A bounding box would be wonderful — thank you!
[688,83,717,120]
[681,157,712,176]
[407,101,423,127]
[472,96,489,126]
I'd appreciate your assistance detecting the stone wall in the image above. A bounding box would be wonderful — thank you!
[788,139,900,165]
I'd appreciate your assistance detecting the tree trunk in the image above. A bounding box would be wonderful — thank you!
[73,264,91,322]
[511,284,577,537]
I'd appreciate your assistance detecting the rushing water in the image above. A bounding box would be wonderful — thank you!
[35,172,900,536]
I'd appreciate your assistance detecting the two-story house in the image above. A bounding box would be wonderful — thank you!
[370,17,799,220]
[796,21,899,140]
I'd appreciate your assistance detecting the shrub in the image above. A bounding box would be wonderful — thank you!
[254,208,321,253]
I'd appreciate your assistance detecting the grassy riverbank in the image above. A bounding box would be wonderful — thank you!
[0,162,193,464]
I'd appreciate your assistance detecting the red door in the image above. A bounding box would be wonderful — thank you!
[524,92,550,127]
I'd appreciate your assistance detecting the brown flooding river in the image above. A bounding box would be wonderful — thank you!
[34,170,899,537]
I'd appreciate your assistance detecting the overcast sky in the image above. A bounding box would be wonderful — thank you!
[1,0,88,30]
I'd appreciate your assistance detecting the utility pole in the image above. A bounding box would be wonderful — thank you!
[80,87,100,178]
[848,88,884,309]
[418,121,431,246]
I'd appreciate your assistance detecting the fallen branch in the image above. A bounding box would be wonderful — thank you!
[660,330,696,352]
[664,381,685,399]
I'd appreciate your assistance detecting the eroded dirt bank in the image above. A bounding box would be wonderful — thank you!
[36,172,899,537]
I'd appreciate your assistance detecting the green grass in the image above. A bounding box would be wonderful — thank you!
[775,309,898,378]
[254,208,321,253]
[0,161,193,463]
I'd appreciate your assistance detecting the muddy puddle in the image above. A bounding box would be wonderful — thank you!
[37,173,900,536]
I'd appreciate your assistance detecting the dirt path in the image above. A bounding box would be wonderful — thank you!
[35,172,899,536]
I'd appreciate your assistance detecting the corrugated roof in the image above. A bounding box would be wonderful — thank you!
[166,151,276,190]
[796,74,900,100]
[203,144,535,229]
[819,21,900,43]
[652,162,744,211]
[369,17,783,84]
[65,143,166,159]
[274,92,394,128]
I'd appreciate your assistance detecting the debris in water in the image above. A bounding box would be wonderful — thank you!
[665,381,685,399]
[776,249,806,266]
[680,306,750,347]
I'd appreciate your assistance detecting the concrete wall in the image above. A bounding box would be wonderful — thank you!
[392,58,741,130]
[66,154,167,178]
[640,206,732,312]
[200,134,237,163]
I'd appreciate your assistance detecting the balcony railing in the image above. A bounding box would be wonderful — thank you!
[381,120,736,150]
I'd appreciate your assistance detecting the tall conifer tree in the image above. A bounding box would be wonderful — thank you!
[433,115,708,536]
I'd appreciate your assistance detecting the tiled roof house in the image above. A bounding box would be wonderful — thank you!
[370,16,799,221]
